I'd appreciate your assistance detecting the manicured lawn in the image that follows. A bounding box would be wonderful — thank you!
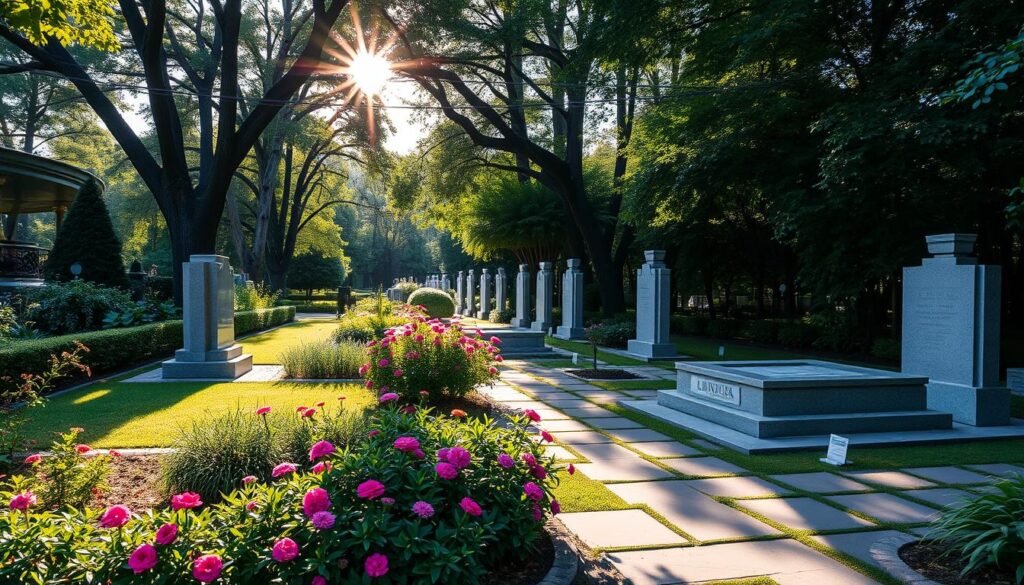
[523,358,578,369]
[550,471,630,513]
[670,334,809,362]
[22,381,373,448]
[544,337,656,367]
[1013,394,1024,418]
[589,379,676,391]
[240,320,341,364]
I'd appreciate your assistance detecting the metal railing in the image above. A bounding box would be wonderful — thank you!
[0,242,48,279]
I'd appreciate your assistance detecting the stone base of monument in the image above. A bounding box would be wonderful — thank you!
[553,326,586,341]
[531,321,552,335]
[624,339,684,362]
[162,344,254,379]
[1009,369,1024,395]
[927,382,1010,426]
[482,328,554,358]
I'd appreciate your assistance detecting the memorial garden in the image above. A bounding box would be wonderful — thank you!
[0,1,1023,584]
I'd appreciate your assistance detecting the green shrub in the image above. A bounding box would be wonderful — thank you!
[276,300,336,313]
[584,320,635,348]
[0,404,561,583]
[776,321,820,348]
[26,281,133,334]
[744,320,779,343]
[870,337,900,361]
[670,314,710,335]
[43,179,128,288]
[235,282,278,311]
[332,313,407,344]
[21,428,111,509]
[489,307,514,324]
[101,299,178,328]
[144,276,174,300]
[0,306,16,338]
[928,474,1024,583]
[234,306,295,335]
[706,318,744,338]
[805,311,860,352]
[279,340,365,379]
[407,286,456,318]
[394,281,420,296]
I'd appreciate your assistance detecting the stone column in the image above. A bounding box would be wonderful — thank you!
[531,262,554,333]
[477,268,492,319]
[627,250,677,359]
[555,259,586,340]
[512,264,532,328]
[495,267,508,313]
[902,234,1009,426]
[455,271,465,313]
[441,273,450,291]
[465,269,476,317]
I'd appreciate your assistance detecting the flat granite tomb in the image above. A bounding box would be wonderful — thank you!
[477,327,553,358]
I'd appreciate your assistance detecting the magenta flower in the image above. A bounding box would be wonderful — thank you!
[23,453,41,464]
[379,392,399,403]
[392,436,419,453]
[192,554,223,583]
[523,482,544,502]
[309,440,335,461]
[311,510,336,530]
[381,497,395,505]
[531,465,548,480]
[272,462,297,478]
[272,537,300,562]
[365,553,389,578]
[8,492,36,511]
[412,501,434,518]
[242,475,257,484]
[155,523,178,545]
[311,461,332,474]
[495,355,505,362]
[436,447,451,461]
[435,462,458,480]
[532,503,543,521]
[523,409,541,422]
[302,487,332,517]
[447,447,471,469]
[256,406,271,415]
[568,463,576,475]
[459,497,483,517]
[312,577,327,585]
[170,492,202,511]
[415,334,424,342]
[99,504,131,528]
[489,366,498,374]
[497,453,514,468]
[368,429,380,438]
[378,358,390,367]
[357,479,386,500]
[359,364,370,376]
[540,430,554,443]
[128,544,158,574]
[393,369,404,377]
[246,501,259,511]
[521,453,537,466]
[551,499,561,515]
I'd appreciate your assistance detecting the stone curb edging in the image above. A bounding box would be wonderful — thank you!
[539,518,579,585]
[870,534,940,585]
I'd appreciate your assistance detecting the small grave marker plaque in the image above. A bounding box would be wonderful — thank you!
[820,434,851,466]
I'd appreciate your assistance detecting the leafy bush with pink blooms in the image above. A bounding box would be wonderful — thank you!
[0,401,561,584]
[362,318,503,402]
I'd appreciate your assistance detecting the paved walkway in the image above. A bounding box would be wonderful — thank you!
[482,360,1024,585]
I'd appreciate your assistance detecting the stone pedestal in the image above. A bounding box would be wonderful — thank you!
[162,255,253,379]
[465,269,476,317]
[495,268,508,313]
[477,268,492,319]
[627,250,679,360]
[441,273,450,292]
[555,259,586,340]
[531,262,554,333]
[902,234,1009,426]
[455,271,465,313]
[512,264,532,329]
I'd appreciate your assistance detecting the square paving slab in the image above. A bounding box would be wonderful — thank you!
[842,471,936,489]
[579,416,644,430]
[539,445,578,461]
[540,398,594,409]
[608,481,778,541]
[901,466,993,485]
[574,458,675,481]
[538,419,592,432]
[739,497,874,531]
[966,463,1024,478]
[629,441,703,458]
[571,442,647,462]
[811,530,909,570]
[606,428,674,443]
[827,493,939,524]
[770,472,873,494]
[660,456,746,477]
[900,488,974,508]
[560,405,617,418]
[574,391,627,403]
[624,390,660,400]
[558,510,686,548]
[554,431,614,445]
[681,476,791,498]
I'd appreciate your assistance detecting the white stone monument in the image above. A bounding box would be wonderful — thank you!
[495,267,508,313]
[627,250,678,360]
[555,259,585,340]
[532,262,554,334]
[455,271,464,313]
[441,273,450,292]
[477,268,492,319]
[162,255,253,379]
[902,233,1009,426]
[465,269,476,317]
[512,264,532,329]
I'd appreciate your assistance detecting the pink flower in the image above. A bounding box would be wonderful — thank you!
[521,453,537,466]
[551,499,561,515]
[311,510,336,530]
[497,453,514,468]
[368,429,380,438]
[378,358,390,367]
[302,408,316,418]
[312,577,327,585]
[365,553,389,578]
[399,405,416,414]
[568,464,576,475]
[490,336,502,345]
[193,554,223,583]
[128,544,158,574]
[75,444,91,454]
[170,492,202,511]
[436,447,450,461]
[109,449,121,457]
[412,501,434,518]
[303,487,332,517]
[435,462,458,480]
[489,366,498,374]
[296,405,308,413]
[309,440,335,461]
[357,479,386,500]
[242,475,257,484]
[365,380,374,389]
[394,436,420,453]
[381,497,395,505]
[393,369,404,377]
[246,500,259,511]
[523,482,544,502]
[99,504,131,528]
[256,406,271,415]
[155,523,178,545]
[532,503,543,522]
[415,334,424,342]
[272,462,297,478]
[495,355,504,362]
[413,448,425,459]
[23,453,41,464]
[359,364,370,376]
[447,447,471,469]
[523,409,541,422]
[8,491,36,511]
[272,537,300,562]
[379,392,399,403]
[459,497,483,517]
[540,430,554,443]
[311,461,332,474]
[531,465,548,480]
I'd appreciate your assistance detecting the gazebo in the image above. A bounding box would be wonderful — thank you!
[0,146,101,287]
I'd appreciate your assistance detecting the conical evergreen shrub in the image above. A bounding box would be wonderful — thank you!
[44,178,128,287]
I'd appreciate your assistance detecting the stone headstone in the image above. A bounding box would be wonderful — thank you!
[512,264,532,328]
[441,272,450,292]
[162,255,253,379]
[455,271,465,313]
[531,262,554,334]
[555,259,585,340]
[465,269,476,317]
[495,267,508,313]
[627,250,678,359]
[902,233,1009,426]
[477,268,492,319]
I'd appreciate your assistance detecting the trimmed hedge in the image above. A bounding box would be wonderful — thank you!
[0,306,295,383]
[406,287,455,318]
[669,313,825,351]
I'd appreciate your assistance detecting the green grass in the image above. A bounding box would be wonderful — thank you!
[240,320,341,364]
[524,358,577,369]
[544,337,657,367]
[1013,395,1023,419]
[21,381,373,448]
[589,379,676,391]
[670,334,809,361]
[551,471,630,513]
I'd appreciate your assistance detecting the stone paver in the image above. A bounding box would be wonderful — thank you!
[540,398,594,409]
[771,472,873,494]
[580,416,644,430]
[607,537,879,585]
[811,530,909,570]
[842,471,936,489]
[691,438,725,450]
[560,405,616,418]
[539,445,579,461]
[901,466,993,485]
[554,431,615,445]
[538,419,592,432]
[482,388,534,402]
[900,488,973,508]
[571,442,646,461]
[531,408,570,420]
[558,510,686,548]
[966,463,1024,478]
[606,428,673,443]
[660,456,746,477]
[827,493,940,524]
[629,441,703,458]
[624,390,660,400]
[529,390,579,401]
[739,497,874,531]
[575,458,675,481]
[608,481,778,541]
[573,390,627,403]
[502,400,551,411]
[682,476,791,498]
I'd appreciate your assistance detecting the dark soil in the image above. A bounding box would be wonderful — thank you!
[92,454,166,511]
[486,527,555,585]
[566,368,641,380]
[900,541,1016,585]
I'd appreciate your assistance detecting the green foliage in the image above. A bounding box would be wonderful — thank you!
[101,299,178,329]
[946,27,1023,109]
[929,474,1024,584]
[407,287,456,318]
[235,282,279,311]
[0,405,561,583]
[22,428,111,509]
[44,179,127,288]
[488,307,513,324]
[870,338,901,362]
[26,280,133,334]
[394,281,420,296]
[332,314,409,344]
[0,306,16,338]
[277,300,337,313]
[286,252,344,297]
[279,340,366,379]
[0,0,119,49]
[584,320,635,349]
[745,320,780,344]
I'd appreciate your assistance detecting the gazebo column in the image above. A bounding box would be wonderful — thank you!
[3,203,20,240]
[55,205,66,232]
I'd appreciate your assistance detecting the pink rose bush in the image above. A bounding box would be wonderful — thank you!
[0,403,559,583]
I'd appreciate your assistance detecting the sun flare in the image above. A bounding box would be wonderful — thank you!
[347,50,391,96]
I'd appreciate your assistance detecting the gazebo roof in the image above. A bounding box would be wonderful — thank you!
[0,146,103,214]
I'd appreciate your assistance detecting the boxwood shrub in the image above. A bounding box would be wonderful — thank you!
[406,287,456,319]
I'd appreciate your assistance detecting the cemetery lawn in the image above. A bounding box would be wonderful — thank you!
[589,379,676,391]
[240,319,340,363]
[20,381,372,448]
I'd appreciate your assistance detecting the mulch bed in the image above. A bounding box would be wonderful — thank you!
[566,368,641,380]
[899,541,1016,585]
[93,454,166,511]
[486,528,555,585]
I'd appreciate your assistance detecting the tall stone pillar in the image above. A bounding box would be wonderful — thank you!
[512,264,532,329]
[465,269,476,317]
[627,250,677,359]
[555,259,586,340]
[441,273,450,291]
[455,271,464,313]
[531,262,554,334]
[477,268,492,319]
[495,267,508,313]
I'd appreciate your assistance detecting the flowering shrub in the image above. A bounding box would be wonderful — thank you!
[20,427,113,509]
[362,319,502,402]
[0,403,560,583]
[406,287,456,318]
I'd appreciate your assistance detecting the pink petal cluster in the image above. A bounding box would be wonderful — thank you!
[309,440,335,461]
[242,475,257,484]
[435,462,458,480]
[412,500,434,518]
[523,409,541,422]
[357,479,386,500]
[256,406,271,415]
[8,492,36,511]
[523,482,544,502]
[311,461,333,474]
[272,462,297,478]
[379,392,399,403]
[128,544,158,574]
[192,554,223,583]
[497,453,514,468]
[302,487,332,517]
[365,553,389,578]
[459,497,483,517]
[447,446,471,469]
[99,504,131,528]
[155,523,178,545]
[272,537,300,562]
[170,491,202,511]
[23,453,41,464]
[311,510,336,530]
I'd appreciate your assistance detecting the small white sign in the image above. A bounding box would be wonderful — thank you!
[718,345,725,357]
[690,376,741,405]
[571,353,579,365]
[820,434,851,466]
